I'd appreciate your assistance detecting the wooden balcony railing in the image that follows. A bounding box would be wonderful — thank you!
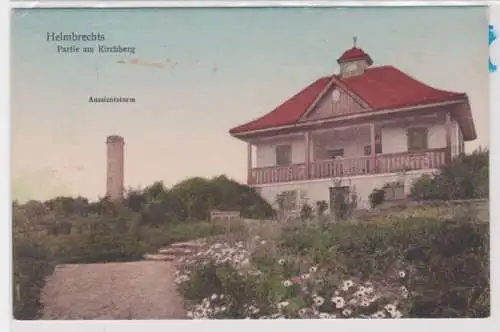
[249,148,448,185]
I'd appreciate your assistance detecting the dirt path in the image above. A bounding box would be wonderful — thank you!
[40,261,185,320]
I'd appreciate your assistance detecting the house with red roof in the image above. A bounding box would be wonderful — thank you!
[229,41,477,211]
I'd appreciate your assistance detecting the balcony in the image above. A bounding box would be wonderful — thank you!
[249,148,447,185]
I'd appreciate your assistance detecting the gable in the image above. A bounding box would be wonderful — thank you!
[303,84,367,120]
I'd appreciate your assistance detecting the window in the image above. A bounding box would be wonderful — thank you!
[276,145,292,166]
[329,186,350,213]
[327,148,344,159]
[276,190,297,211]
[364,143,383,155]
[407,127,428,152]
[383,182,405,201]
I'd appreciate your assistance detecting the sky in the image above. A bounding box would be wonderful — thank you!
[10,6,489,203]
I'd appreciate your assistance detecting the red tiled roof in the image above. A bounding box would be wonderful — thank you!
[229,65,466,135]
[228,76,331,134]
[337,47,373,65]
[342,66,466,110]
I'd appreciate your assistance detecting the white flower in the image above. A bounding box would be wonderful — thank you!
[211,293,218,300]
[282,280,293,287]
[278,258,285,265]
[331,296,345,309]
[392,310,403,318]
[309,266,318,273]
[342,308,352,317]
[220,294,225,300]
[187,311,193,318]
[354,290,364,298]
[260,240,267,245]
[297,308,307,317]
[400,286,409,298]
[319,312,330,319]
[277,301,289,310]
[301,273,310,280]
[371,310,385,318]
[313,296,325,307]
[249,305,260,314]
[342,280,354,291]
[384,303,397,314]
[361,300,370,307]
[399,270,406,278]
[220,306,227,312]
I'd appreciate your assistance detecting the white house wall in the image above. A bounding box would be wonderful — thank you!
[380,119,459,155]
[255,169,436,210]
[255,136,307,167]
[255,119,461,168]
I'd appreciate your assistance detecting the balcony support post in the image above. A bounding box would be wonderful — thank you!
[305,131,311,179]
[370,121,377,173]
[247,142,253,185]
[445,112,452,165]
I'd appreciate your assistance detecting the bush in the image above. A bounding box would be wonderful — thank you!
[315,200,328,216]
[368,188,385,209]
[409,149,489,201]
[300,203,313,221]
[279,217,489,317]
[331,186,357,221]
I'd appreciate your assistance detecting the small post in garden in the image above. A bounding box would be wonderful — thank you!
[16,283,20,303]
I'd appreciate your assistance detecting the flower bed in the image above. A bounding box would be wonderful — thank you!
[175,237,411,319]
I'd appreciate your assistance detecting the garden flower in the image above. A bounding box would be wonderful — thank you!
[211,293,218,300]
[399,270,406,278]
[282,280,293,287]
[331,296,345,309]
[220,306,227,312]
[300,273,310,281]
[319,312,330,319]
[371,311,385,318]
[278,258,285,265]
[260,240,267,245]
[384,303,397,314]
[360,300,370,307]
[392,310,403,318]
[313,296,325,307]
[309,266,318,273]
[355,290,365,298]
[297,308,307,317]
[277,301,289,310]
[249,305,260,314]
[342,308,352,317]
[400,286,409,298]
[342,280,354,291]
[365,286,374,295]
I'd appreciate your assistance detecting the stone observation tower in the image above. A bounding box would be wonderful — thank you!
[106,135,125,200]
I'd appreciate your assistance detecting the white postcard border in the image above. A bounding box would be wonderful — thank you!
[1,1,498,332]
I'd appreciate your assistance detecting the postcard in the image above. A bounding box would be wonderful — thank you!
[10,5,489,322]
